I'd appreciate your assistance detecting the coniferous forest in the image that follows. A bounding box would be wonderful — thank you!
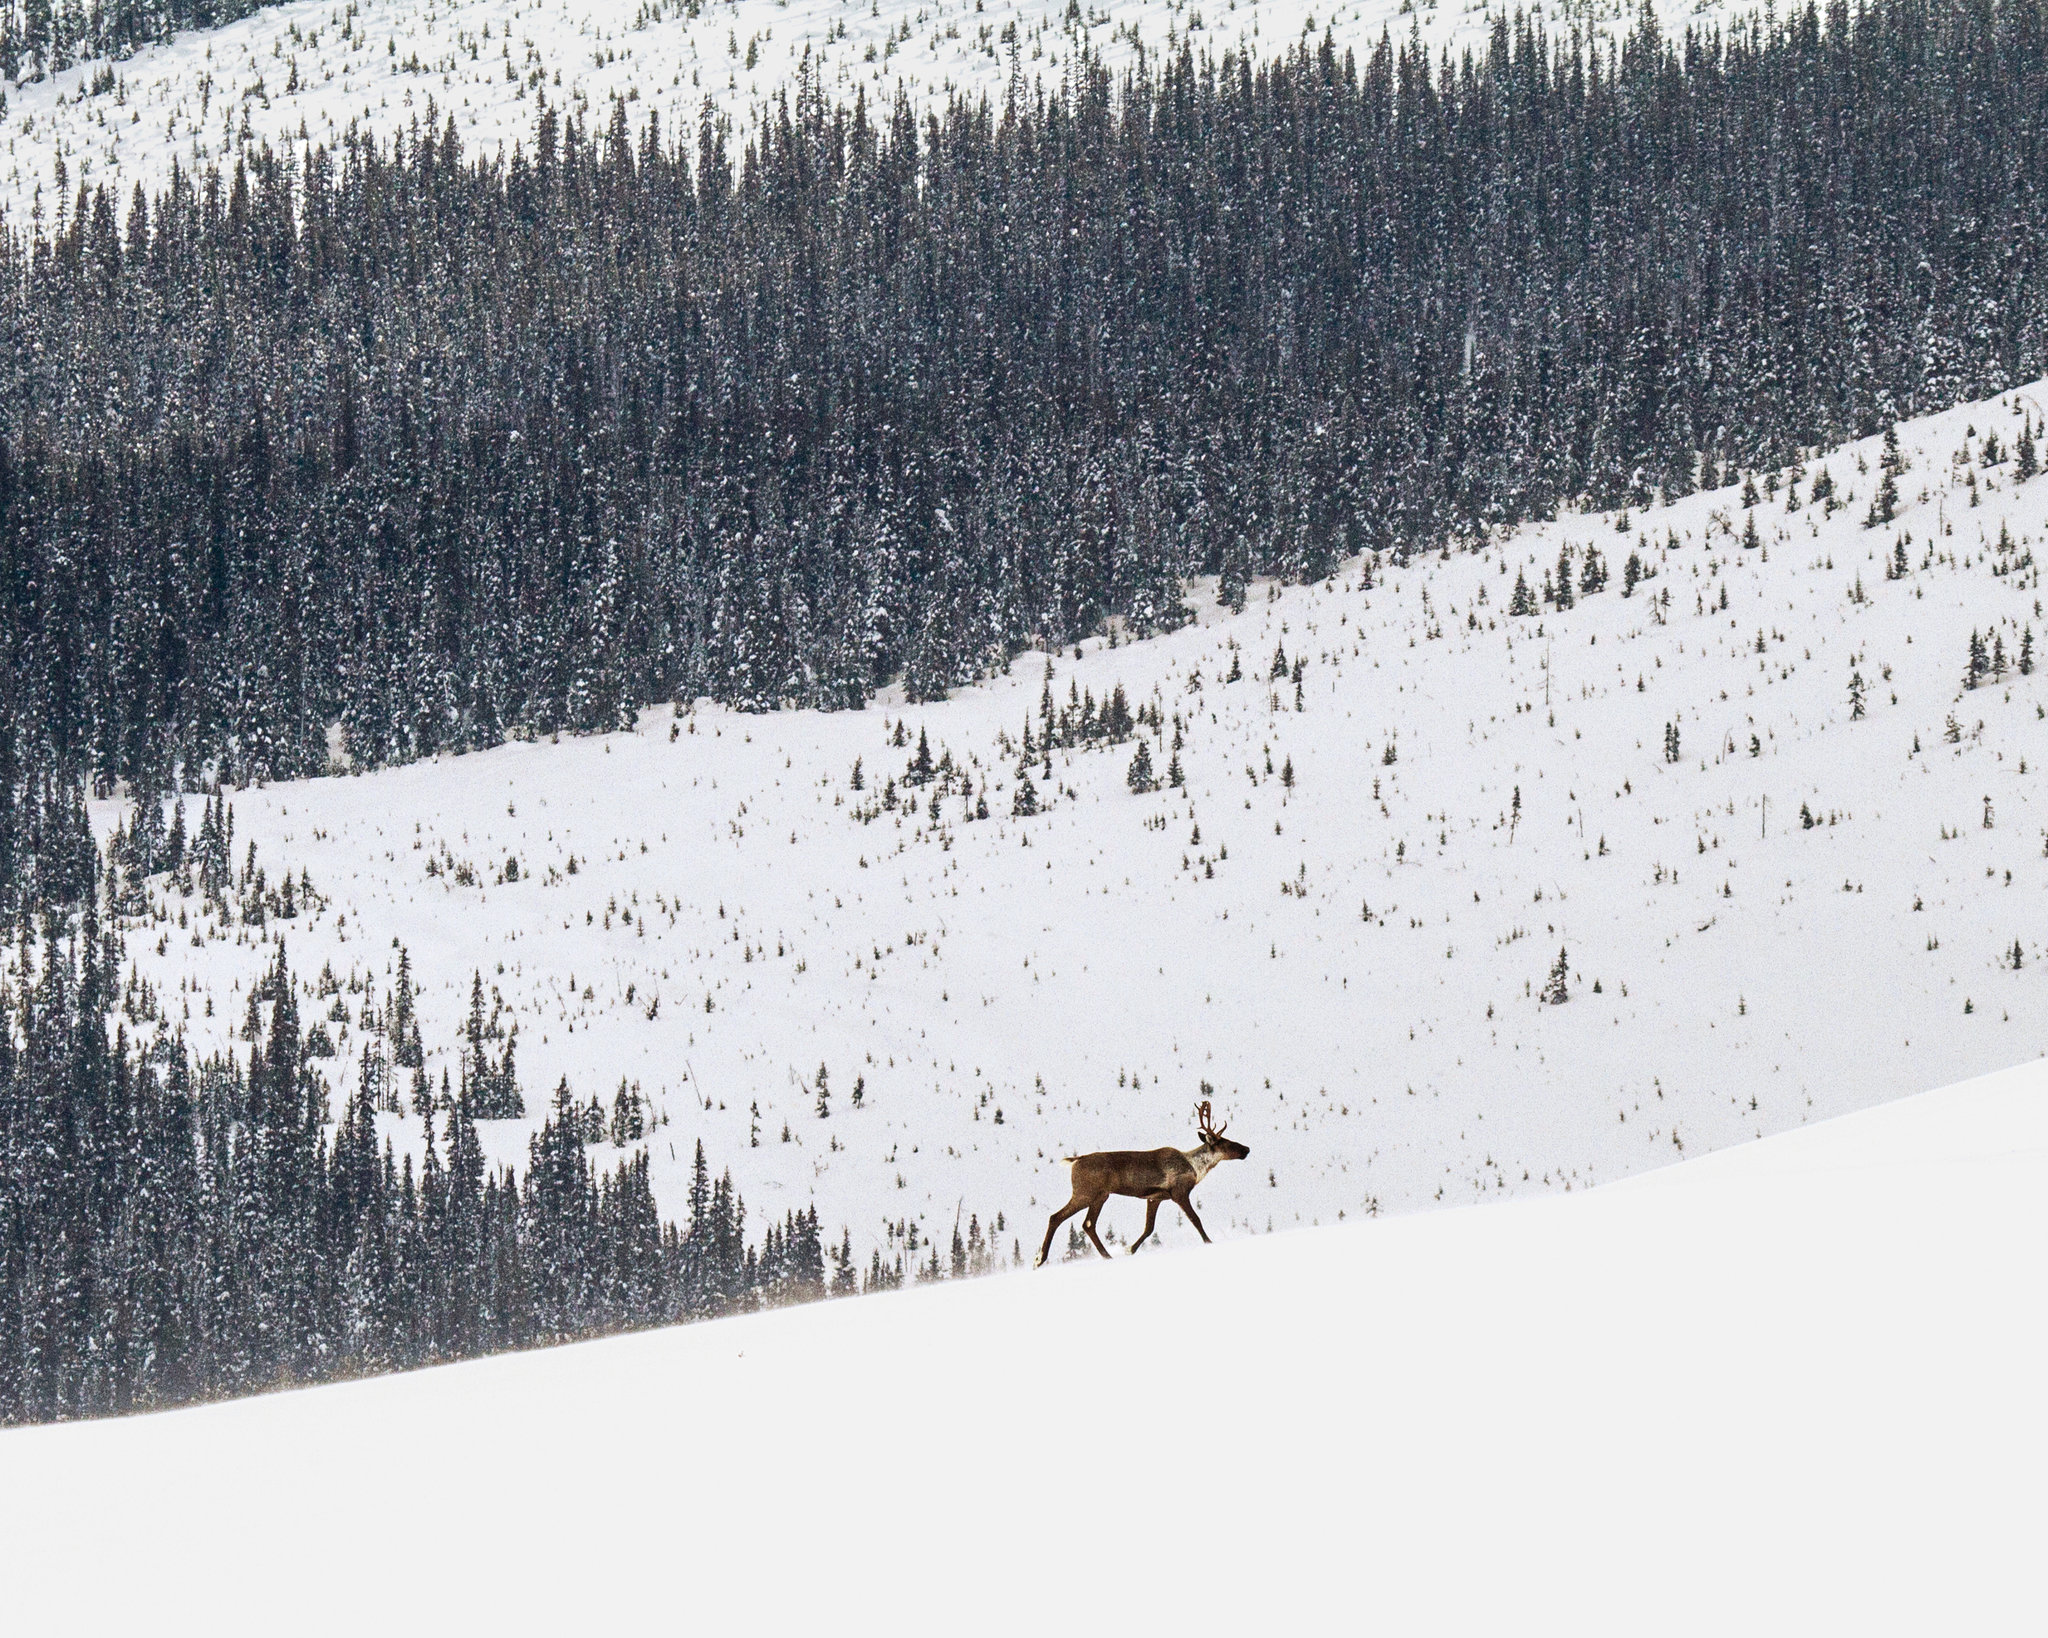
[9,0,2048,1422]
[4,0,2048,795]
[0,839,891,1424]
[1,0,283,87]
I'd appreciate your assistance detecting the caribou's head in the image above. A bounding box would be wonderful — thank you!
[1195,1099,1251,1161]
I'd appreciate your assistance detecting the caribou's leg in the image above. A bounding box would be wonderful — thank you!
[1082,1200,1113,1260]
[1128,1195,1164,1254]
[1036,1198,1084,1267]
[1037,1199,1083,1266]
[1175,1190,1212,1244]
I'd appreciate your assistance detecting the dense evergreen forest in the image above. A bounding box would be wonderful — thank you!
[0,834,949,1424]
[4,0,2046,796]
[2,0,283,86]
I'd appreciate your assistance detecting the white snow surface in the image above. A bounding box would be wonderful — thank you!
[2,1055,2043,1632]
[2,0,1741,229]
[85,380,2048,1264]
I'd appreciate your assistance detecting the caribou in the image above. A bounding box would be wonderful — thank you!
[1035,1100,1251,1265]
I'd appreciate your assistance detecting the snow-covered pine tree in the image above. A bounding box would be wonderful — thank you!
[1127,739,1156,793]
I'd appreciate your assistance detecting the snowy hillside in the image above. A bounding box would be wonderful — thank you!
[2,0,1742,228]
[4,1055,2042,1632]
[89,381,2048,1266]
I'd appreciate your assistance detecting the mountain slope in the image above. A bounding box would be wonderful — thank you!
[2,1054,2042,1633]
[85,380,2048,1265]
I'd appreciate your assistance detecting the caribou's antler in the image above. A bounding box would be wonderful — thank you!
[1195,1099,1224,1141]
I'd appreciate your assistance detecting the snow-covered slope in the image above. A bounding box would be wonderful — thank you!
[1,0,1741,229]
[88,381,2048,1265]
[3,1056,2042,1633]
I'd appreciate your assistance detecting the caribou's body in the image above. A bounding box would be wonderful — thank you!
[1036,1101,1250,1265]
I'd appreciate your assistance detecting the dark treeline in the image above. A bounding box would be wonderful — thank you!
[5,2,2048,792]
[3,0,286,87]
[0,726,94,930]
[0,853,894,1425]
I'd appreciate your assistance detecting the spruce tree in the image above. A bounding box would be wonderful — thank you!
[1127,739,1156,793]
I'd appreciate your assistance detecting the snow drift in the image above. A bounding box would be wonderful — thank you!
[3,1054,2042,1633]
